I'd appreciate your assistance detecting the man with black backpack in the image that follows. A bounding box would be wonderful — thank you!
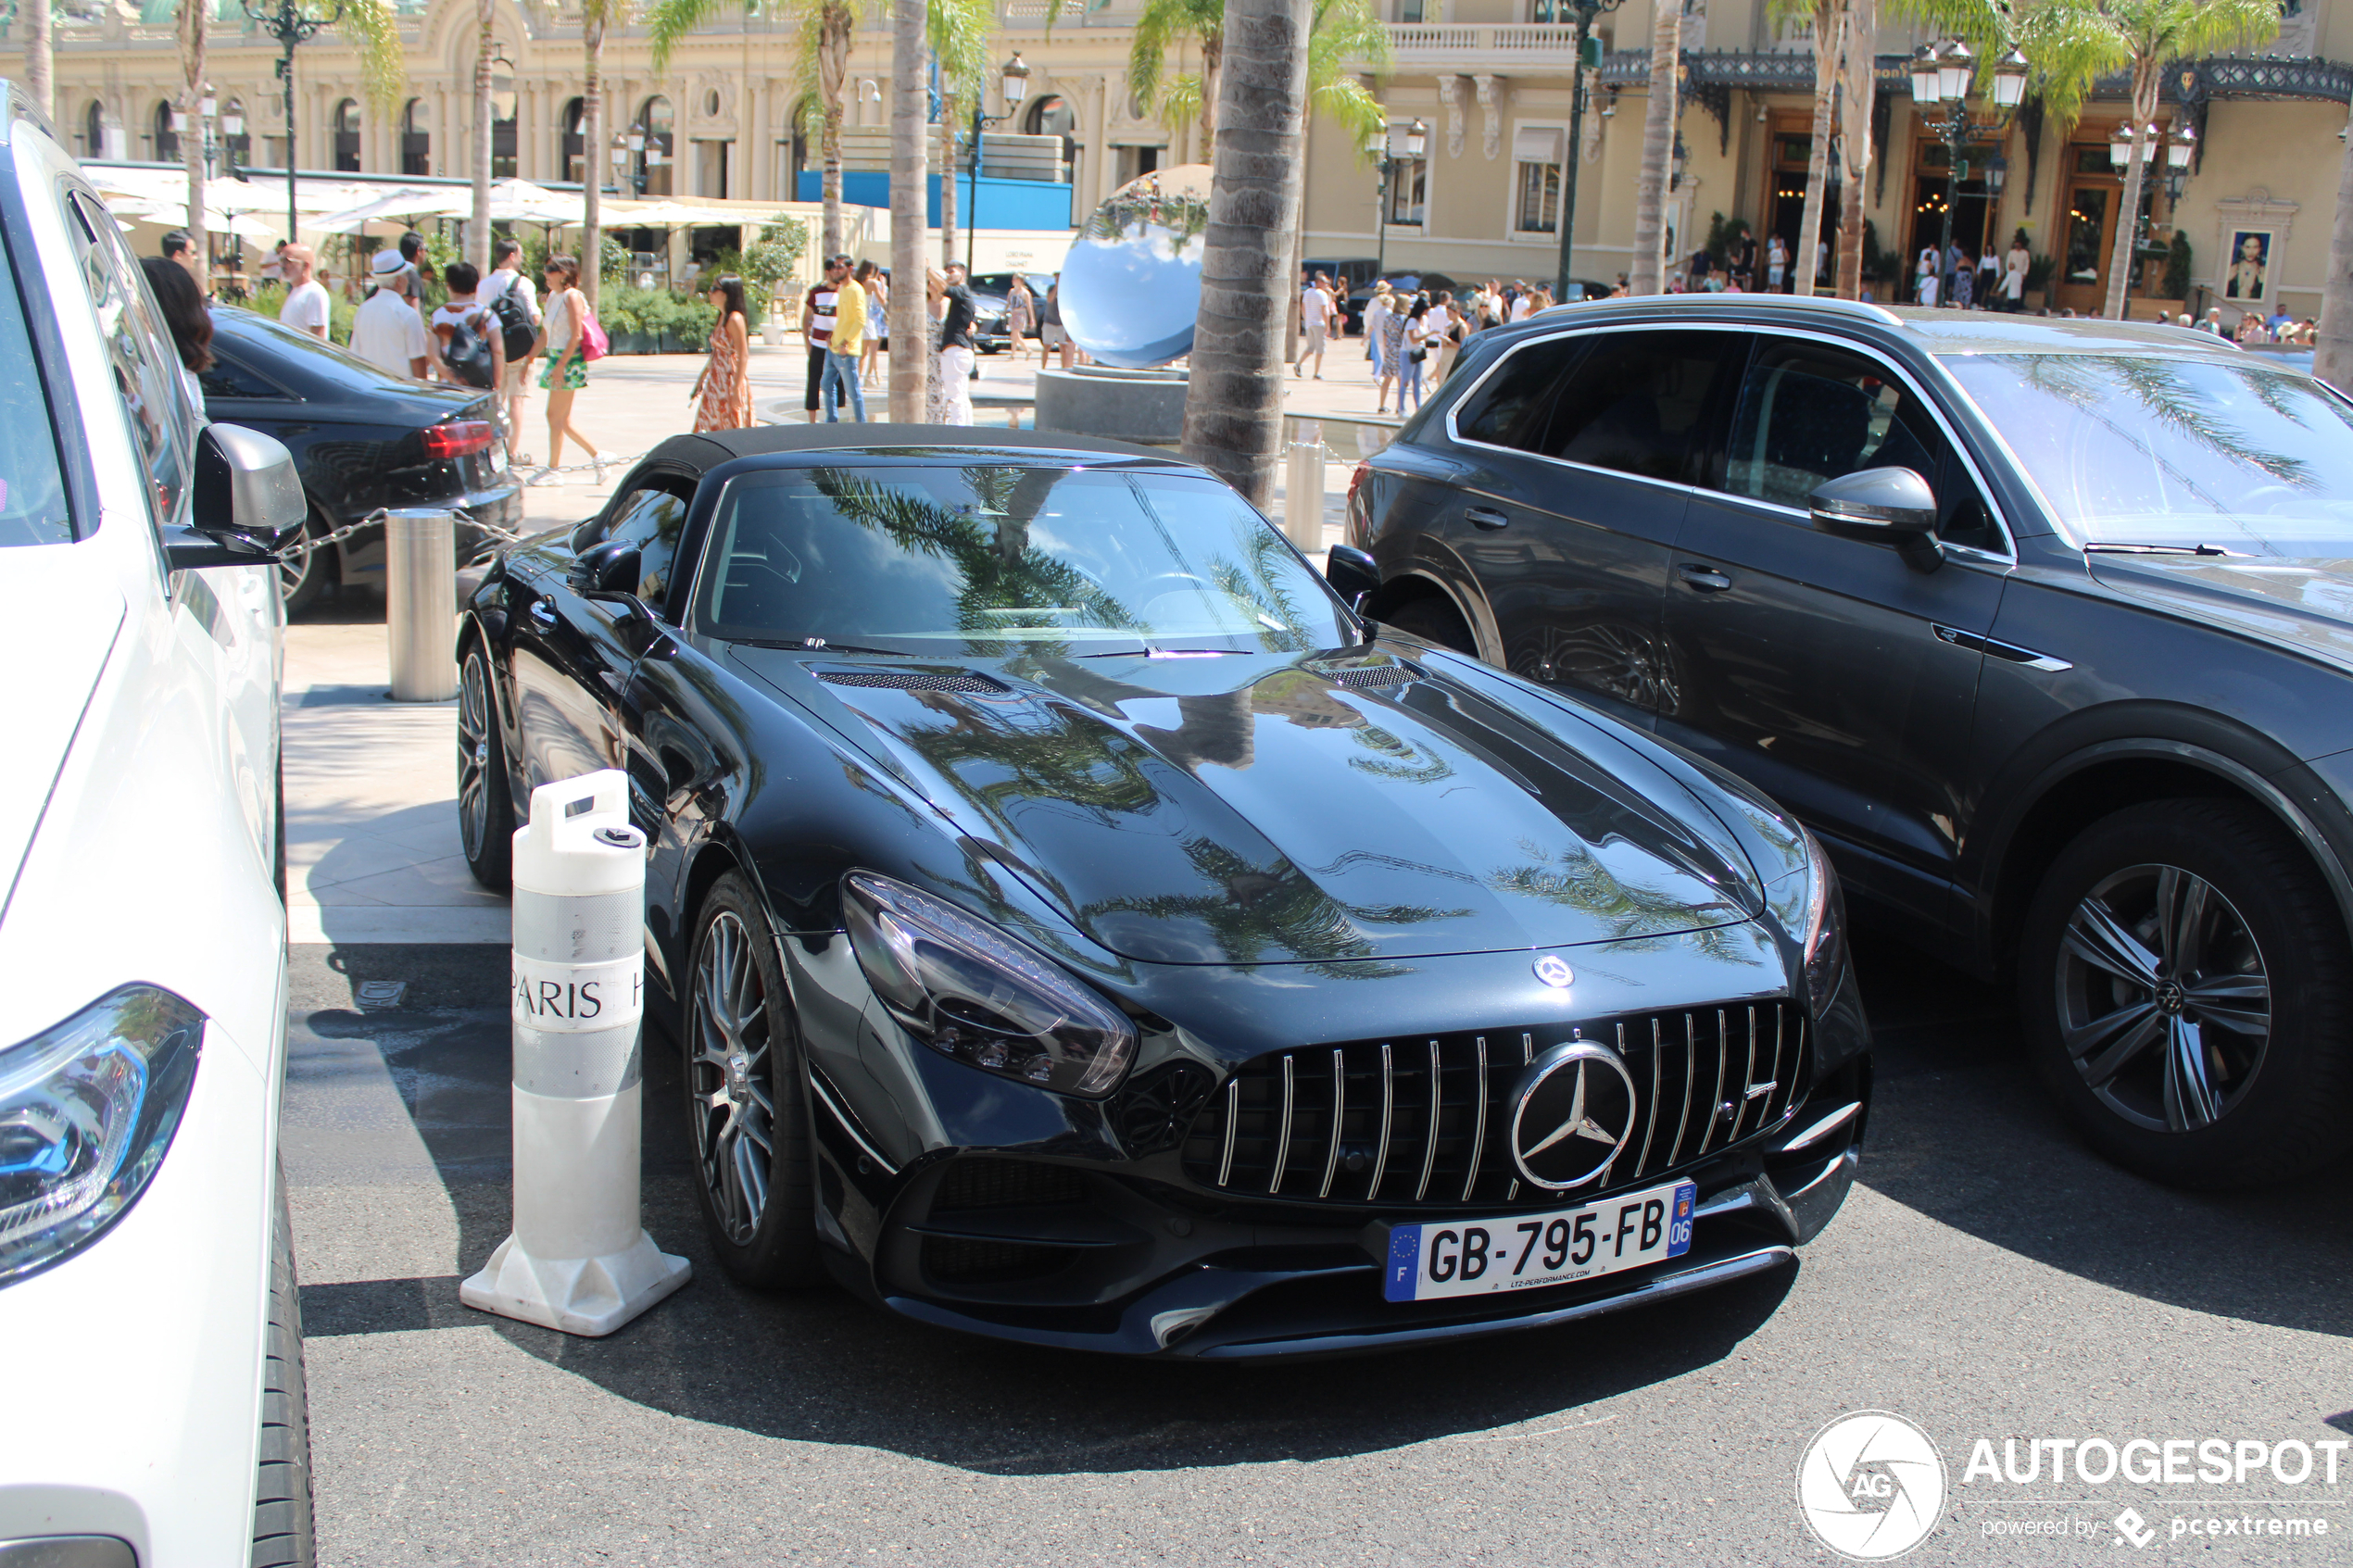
[432,261,502,392]
[477,238,541,464]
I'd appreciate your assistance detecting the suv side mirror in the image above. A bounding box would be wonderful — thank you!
[167,422,305,572]
[1325,544,1381,606]
[1807,466,1944,572]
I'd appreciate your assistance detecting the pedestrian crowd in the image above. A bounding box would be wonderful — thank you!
[1295,271,1580,415]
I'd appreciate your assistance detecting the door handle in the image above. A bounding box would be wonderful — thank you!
[528,598,558,628]
[1677,563,1734,593]
[1466,506,1510,530]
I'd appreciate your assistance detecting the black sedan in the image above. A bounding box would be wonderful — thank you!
[1348,295,2353,1188]
[456,426,1869,1357]
[203,306,523,613]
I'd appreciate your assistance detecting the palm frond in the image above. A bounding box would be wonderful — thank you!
[928,0,995,93]
[1158,71,1204,139]
[336,0,406,115]
[647,0,735,71]
[1313,74,1387,160]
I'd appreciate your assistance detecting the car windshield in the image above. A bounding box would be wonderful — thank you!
[1945,353,2353,554]
[696,462,1353,654]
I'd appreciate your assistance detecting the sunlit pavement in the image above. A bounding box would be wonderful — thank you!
[279,591,2353,1566]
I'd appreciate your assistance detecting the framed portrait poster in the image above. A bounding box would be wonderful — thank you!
[2222,229,2272,302]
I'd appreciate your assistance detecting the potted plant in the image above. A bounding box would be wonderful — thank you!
[2024,253,2056,311]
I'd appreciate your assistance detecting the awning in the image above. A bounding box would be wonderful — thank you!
[1512,127,1565,165]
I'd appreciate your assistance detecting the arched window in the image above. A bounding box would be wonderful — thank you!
[490,70,518,179]
[83,100,105,159]
[400,98,430,177]
[153,100,179,163]
[780,95,813,201]
[635,94,673,196]
[333,98,361,172]
[1023,94,1075,137]
[561,96,585,184]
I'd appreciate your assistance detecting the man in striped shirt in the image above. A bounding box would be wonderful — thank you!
[800,266,841,424]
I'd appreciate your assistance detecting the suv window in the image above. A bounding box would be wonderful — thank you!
[199,348,289,401]
[1452,337,1577,449]
[1724,339,2000,551]
[0,225,72,546]
[64,190,195,529]
[1529,331,1740,483]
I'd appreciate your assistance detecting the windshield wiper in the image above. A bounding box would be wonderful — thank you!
[2083,542,2245,558]
[733,637,914,658]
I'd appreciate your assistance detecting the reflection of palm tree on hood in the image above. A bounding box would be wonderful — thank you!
[1492,840,1744,960]
[1137,691,1255,771]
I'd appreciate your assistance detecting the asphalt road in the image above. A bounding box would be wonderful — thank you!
[283,929,2353,1566]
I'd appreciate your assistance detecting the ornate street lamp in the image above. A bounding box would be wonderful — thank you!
[1370,117,1427,278]
[242,0,346,245]
[963,51,1032,271]
[1914,35,2027,305]
[1554,0,1625,301]
[2163,121,2195,203]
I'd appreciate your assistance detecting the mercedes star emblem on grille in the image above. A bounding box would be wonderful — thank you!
[1532,954,1575,988]
[1507,1040,1638,1190]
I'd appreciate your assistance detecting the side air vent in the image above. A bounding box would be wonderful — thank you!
[1324,662,1417,692]
[817,669,1010,695]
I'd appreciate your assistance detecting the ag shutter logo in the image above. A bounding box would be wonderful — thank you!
[1797,1411,1948,1561]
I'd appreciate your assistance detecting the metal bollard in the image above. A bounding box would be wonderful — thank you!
[384,507,459,702]
[459,770,691,1336]
[1283,419,1325,551]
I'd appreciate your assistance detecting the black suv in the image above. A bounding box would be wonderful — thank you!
[1343,295,2353,1187]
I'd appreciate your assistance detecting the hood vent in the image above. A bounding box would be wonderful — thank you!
[817,669,1010,695]
[1324,661,1418,692]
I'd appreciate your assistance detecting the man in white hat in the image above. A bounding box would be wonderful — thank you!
[349,249,430,379]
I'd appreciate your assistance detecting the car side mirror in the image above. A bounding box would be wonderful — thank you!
[166,422,305,572]
[1807,466,1944,572]
[575,539,646,607]
[1325,545,1381,607]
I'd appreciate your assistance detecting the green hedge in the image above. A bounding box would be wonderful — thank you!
[594,285,718,345]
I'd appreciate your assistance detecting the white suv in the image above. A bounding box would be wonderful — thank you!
[0,89,309,1564]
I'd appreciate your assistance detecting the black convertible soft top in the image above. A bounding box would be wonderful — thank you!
[631,422,1189,485]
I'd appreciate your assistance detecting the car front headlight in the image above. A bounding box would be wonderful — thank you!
[1795,829,1847,1018]
[0,986,204,1288]
[842,872,1137,1098]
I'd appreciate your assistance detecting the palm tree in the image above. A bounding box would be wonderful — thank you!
[1832,0,1876,298]
[23,0,49,122]
[888,0,929,421]
[1123,0,1228,148]
[1627,0,1681,294]
[2013,0,2277,320]
[1775,0,1847,298]
[177,0,208,272]
[2316,101,2353,395]
[930,0,993,268]
[579,0,630,312]
[650,0,857,257]
[470,0,495,275]
[1177,0,1312,504]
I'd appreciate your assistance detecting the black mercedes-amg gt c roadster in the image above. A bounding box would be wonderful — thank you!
[458,425,1870,1357]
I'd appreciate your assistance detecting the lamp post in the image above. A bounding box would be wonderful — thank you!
[172,88,245,181]
[1554,0,1624,301]
[243,0,345,245]
[615,125,662,197]
[964,52,1028,274]
[1368,117,1426,279]
[1909,40,2027,307]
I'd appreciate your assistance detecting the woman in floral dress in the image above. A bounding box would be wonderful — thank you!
[691,275,752,432]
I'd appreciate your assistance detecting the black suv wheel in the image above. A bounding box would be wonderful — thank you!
[2019,798,2353,1187]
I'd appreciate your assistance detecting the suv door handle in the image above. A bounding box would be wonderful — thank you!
[1466,506,1510,530]
[528,598,559,628]
[1677,563,1734,593]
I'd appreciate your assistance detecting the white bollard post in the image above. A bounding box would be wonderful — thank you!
[460,770,691,1336]
[1284,418,1325,551]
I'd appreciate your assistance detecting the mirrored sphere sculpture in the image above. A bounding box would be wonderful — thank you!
[1058,165,1211,370]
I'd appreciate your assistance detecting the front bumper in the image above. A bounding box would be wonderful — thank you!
[785,926,1871,1359]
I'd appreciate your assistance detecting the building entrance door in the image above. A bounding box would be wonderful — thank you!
[2056,181,2114,314]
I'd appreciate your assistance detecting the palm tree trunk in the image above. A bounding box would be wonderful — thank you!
[584,26,604,311]
[180,0,208,276]
[1790,0,1841,298]
[1628,0,1680,295]
[888,0,931,421]
[2315,99,2353,393]
[819,0,852,260]
[1200,31,1222,145]
[1178,0,1311,507]
[24,0,50,123]
[471,0,495,276]
[1833,0,1874,299]
[2102,66,2158,320]
[939,92,960,267]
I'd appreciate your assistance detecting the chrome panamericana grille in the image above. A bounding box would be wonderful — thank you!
[1178,1004,1807,1208]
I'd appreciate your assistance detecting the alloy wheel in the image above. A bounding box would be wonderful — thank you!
[457,655,493,861]
[690,909,775,1244]
[2055,862,2271,1134]
[277,526,317,606]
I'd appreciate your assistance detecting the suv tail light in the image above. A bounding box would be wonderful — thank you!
[422,420,495,459]
[1345,459,1372,548]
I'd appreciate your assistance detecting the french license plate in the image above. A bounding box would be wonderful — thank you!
[1382,1180,1697,1303]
